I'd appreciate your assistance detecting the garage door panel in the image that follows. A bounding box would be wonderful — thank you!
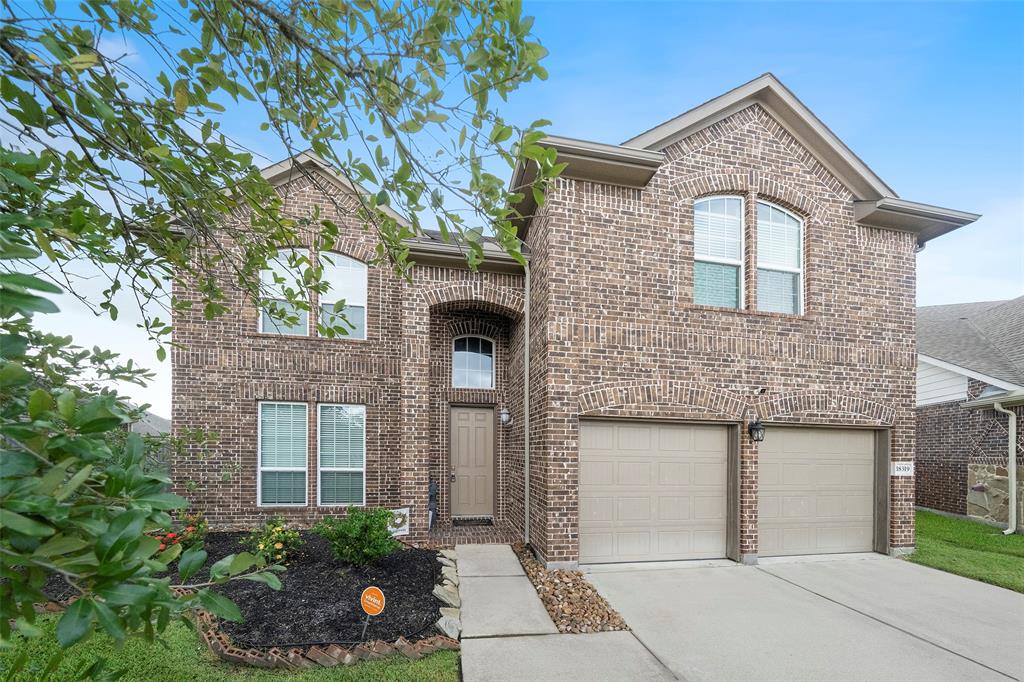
[580,421,728,564]
[759,427,875,557]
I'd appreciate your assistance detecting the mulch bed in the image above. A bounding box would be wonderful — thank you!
[42,531,445,650]
[512,543,628,634]
[203,532,444,648]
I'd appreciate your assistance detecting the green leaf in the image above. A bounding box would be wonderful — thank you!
[56,390,76,421]
[0,361,31,387]
[54,464,92,501]
[0,509,54,536]
[95,510,145,562]
[56,598,94,646]
[78,417,123,434]
[92,601,125,641]
[135,492,187,510]
[27,388,53,419]
[173,80,189,115]
[33,534,88,557]
[0,451,38,477]
[198,590,242,622]
[239,571,282,590]
[178,546,208,582]
[99,584,153,607]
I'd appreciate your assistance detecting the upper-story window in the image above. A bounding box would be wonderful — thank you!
[756,202,803,314]
[453,336,494,389]
[320,252,367,340]
[693,196,744,309]
[260,248,309,335]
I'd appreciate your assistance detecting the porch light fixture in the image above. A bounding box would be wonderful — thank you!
[748,418,766,442]
[499,407,512,425]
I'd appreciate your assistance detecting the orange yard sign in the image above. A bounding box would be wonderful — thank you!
[360,586,386,617]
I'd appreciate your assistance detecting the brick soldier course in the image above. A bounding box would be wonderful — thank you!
[173,73,979,566]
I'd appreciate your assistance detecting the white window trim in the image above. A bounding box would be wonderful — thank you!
[317,403,367,507]
[755,200,805,315]
[257,401,308,507]
[319,251,368,341]
[693,195,745,309]
[452,335,497,389]
[259,248,311,336]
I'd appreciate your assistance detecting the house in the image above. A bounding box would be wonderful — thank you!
[916,296,1024,530]
[172,73,981,568]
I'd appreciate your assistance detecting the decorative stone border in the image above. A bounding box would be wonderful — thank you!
[433,548,461,639]
[196,609,459,669]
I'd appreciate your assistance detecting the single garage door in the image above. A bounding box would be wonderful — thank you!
[579,421,728,564]
[758,427,875,557]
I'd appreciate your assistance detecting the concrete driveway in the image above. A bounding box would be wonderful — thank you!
[587,554,1024,681]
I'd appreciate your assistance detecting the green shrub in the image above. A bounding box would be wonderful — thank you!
[179,511,209,549]
[243,515,304,564]
[313,509,400,564]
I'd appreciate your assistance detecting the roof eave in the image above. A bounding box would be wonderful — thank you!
[962,390,1024,410]
[855,198,981,245]
[510,136,665,237]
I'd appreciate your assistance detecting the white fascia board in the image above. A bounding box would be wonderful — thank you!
[918,354,1024,392]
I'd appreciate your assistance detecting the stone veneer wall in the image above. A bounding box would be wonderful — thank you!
[915,377,1024,518]
[968,464,1024,527]
[524,103,918,564]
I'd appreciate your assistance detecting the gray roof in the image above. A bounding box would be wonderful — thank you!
[129,410,171,436]
[917,296,1024,387]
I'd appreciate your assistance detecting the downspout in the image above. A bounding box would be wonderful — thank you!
[522,260,531,546]
[993,402,1018,535]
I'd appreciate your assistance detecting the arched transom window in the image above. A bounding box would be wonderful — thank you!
[453,336,494,389]
[693,196,744,309]
[756,202,803,314]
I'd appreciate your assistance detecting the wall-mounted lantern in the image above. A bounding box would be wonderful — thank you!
[748,418,766,442]
[499,406,512,425]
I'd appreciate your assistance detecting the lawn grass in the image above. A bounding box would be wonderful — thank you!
[0,616,459,682]
[908,509,1024,593]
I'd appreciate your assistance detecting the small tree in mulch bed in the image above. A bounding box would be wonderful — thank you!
[313,509,400,565]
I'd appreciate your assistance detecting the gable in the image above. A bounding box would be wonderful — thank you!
[917,359,968,406]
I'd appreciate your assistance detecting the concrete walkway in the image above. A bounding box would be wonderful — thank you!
[456,544,673,681]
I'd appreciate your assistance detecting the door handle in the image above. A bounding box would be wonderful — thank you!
[449,471,456,484]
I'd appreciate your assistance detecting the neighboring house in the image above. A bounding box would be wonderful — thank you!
[916,296,1024,528]
[172,73,980,568]
[128,409,171,436]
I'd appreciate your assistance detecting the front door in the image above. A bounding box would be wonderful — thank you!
[450,406,494,517]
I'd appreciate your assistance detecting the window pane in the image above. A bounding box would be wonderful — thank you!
[758,269,800,314]
[320,304,366,340]
[260,249,305,299]
[452,336,495,388]
[262,299,308,336]
[320,471,364,505]
[757,202,801,269]
[694,261,740,308]
[260,403,307,468]
[319,405,365,468]
[694,198,742,261]
[321,253,367,308]
[261,471,305,505]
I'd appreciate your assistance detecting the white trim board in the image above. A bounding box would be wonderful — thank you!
[917,354,1024,393]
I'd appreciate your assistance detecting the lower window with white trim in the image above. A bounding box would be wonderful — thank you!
[258,401,308,506]
[318,404,366,506]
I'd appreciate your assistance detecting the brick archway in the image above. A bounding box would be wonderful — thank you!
[577,380,746,420]
[423,281,525,319]
[754,390,896,426]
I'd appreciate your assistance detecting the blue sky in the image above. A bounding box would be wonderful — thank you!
[40,1,1024,417]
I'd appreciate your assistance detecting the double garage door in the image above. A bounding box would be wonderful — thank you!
[579,420,875,564]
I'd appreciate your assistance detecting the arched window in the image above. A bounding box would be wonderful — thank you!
[693,196,744,309]
[756,202,803,314]
[260,248,310,335]
[453,336,494,389]
[320,252,368,339]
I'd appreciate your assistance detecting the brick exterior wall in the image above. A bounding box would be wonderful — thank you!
[173,101,923,563]
[171,169,525,534]
[524,103,917,564]
[915,378,1024,515]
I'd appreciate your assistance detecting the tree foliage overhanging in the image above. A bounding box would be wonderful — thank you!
[0,0,560,672]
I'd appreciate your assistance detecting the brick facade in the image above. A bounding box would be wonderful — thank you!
[915,378,1024,515]
[523,103,917,564]
[173,101,925,564]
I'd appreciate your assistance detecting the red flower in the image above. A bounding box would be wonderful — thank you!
[159,543,167,550]
[165,532,176,539]
[185,526,195,532]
